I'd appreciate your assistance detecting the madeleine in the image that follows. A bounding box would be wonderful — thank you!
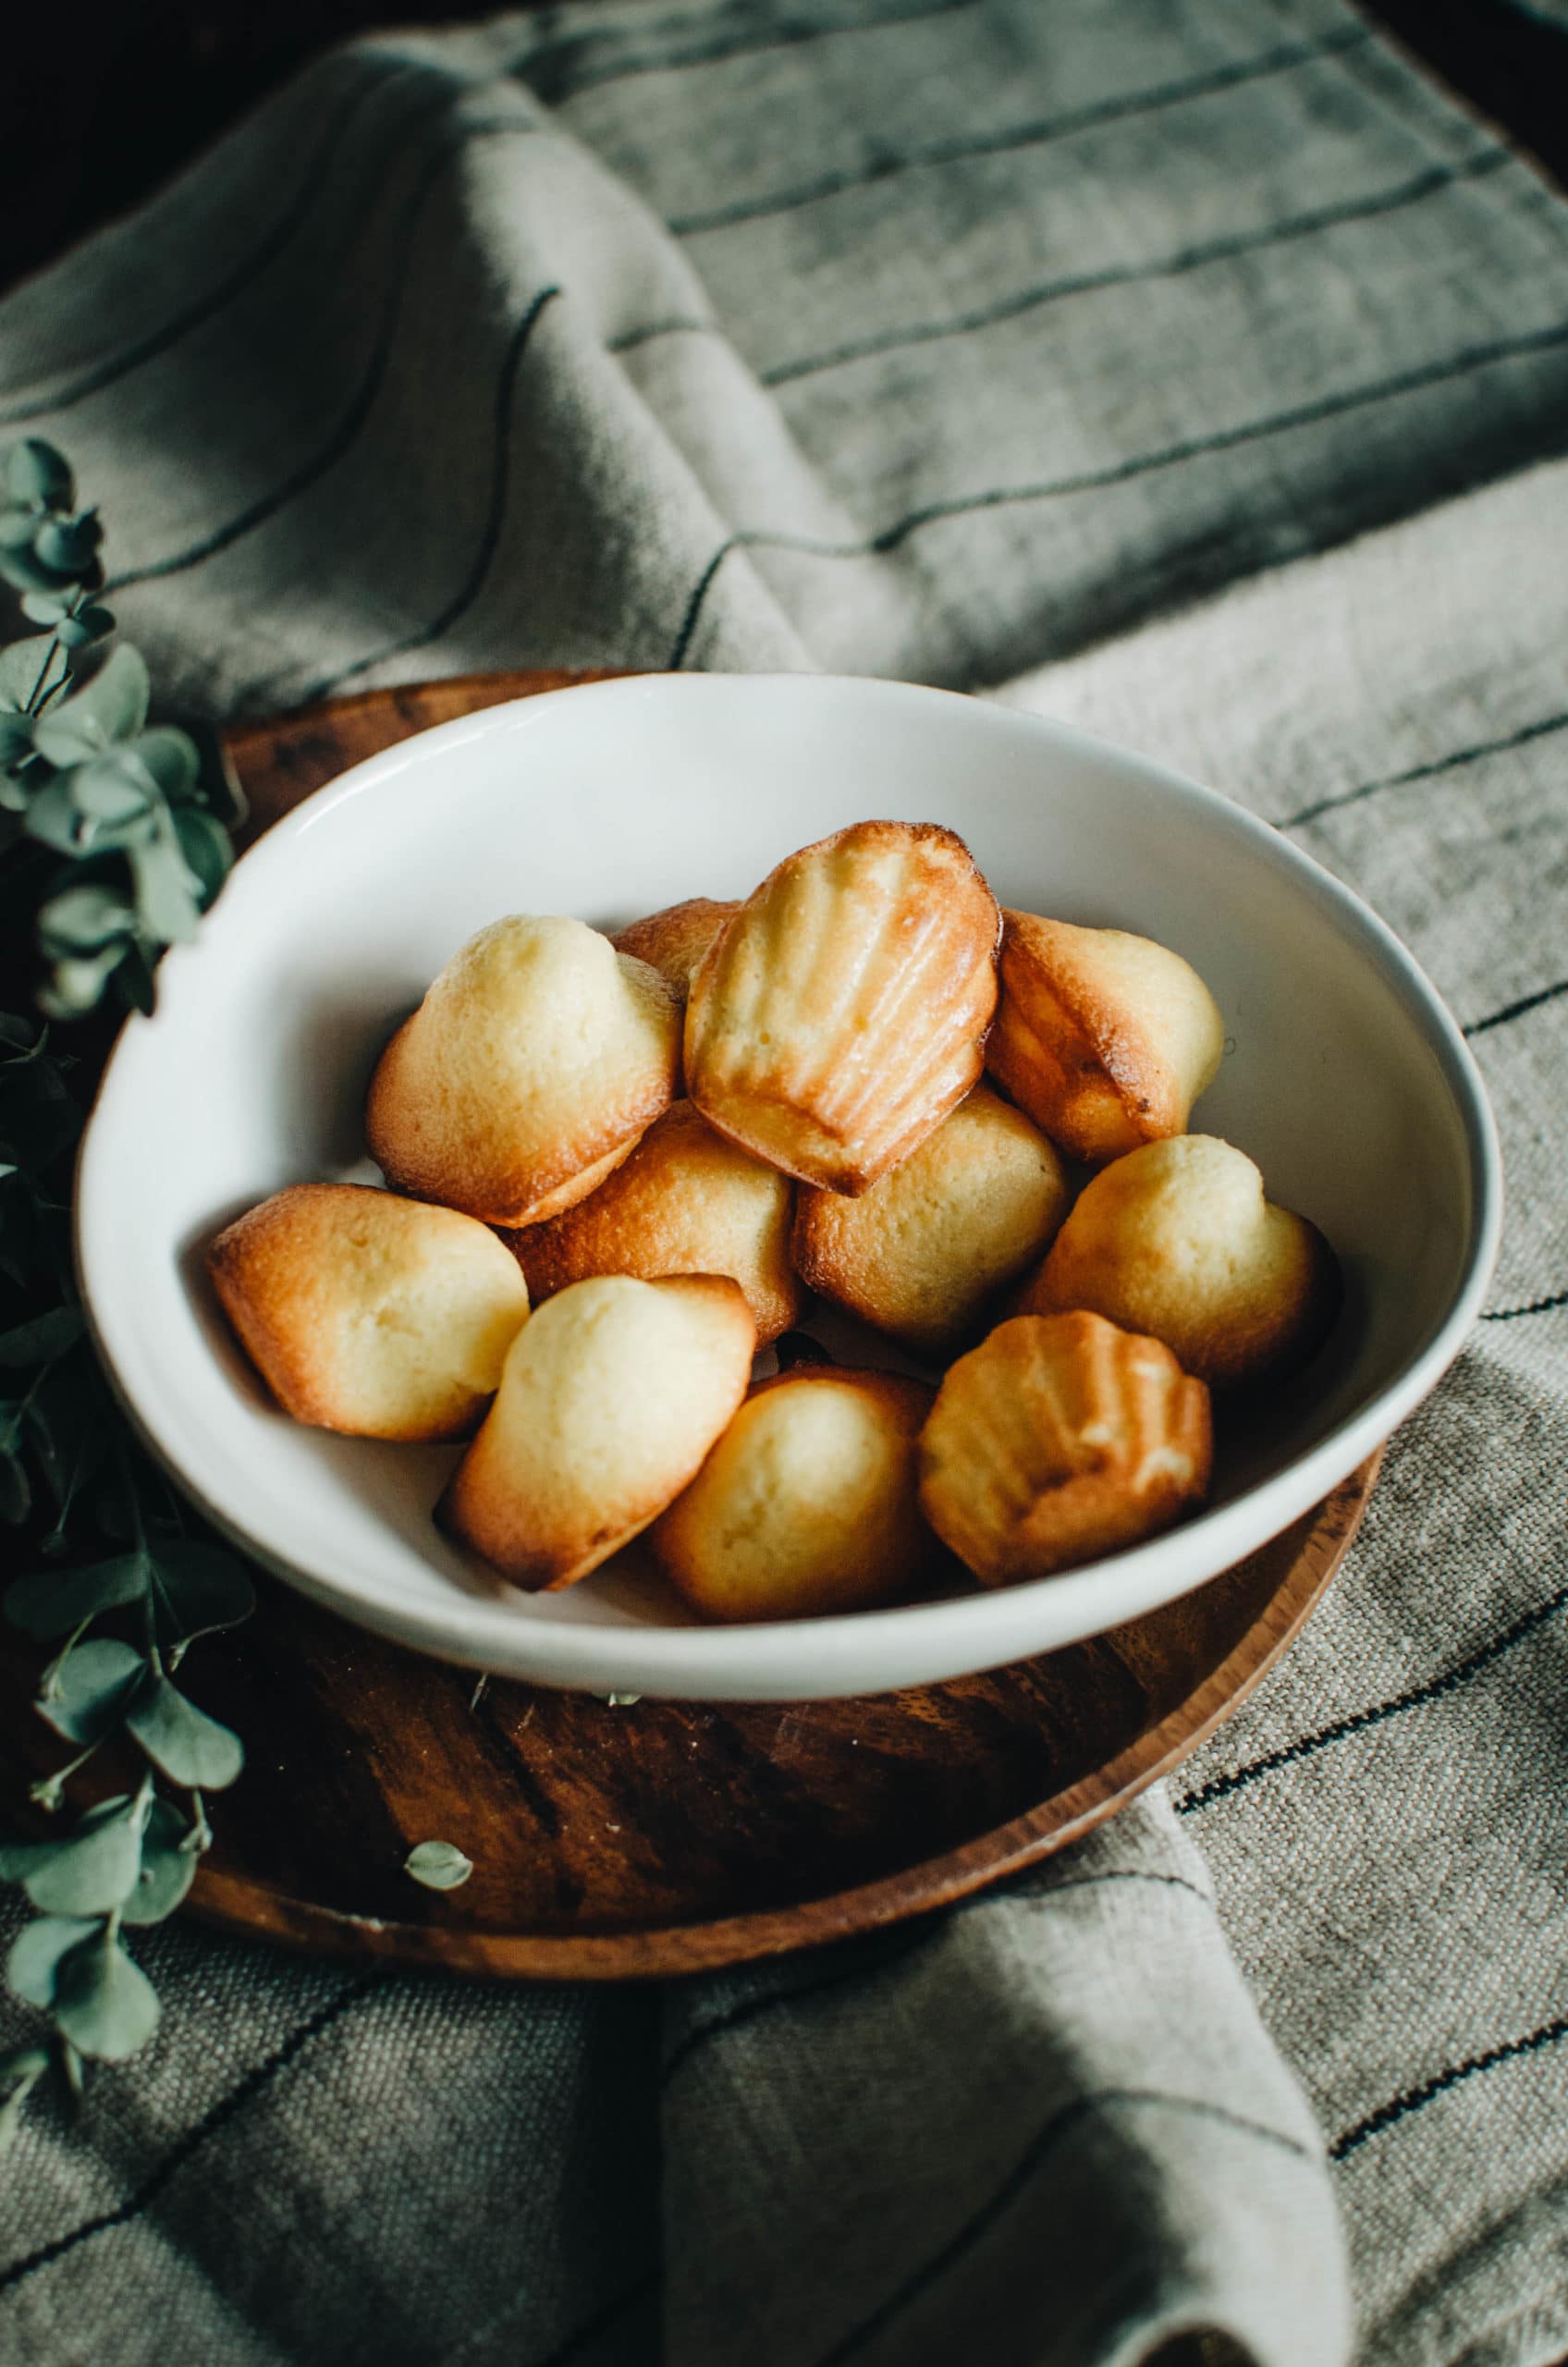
[366,914,680,1227]
[440,1274,755,1589]
[1025,1134,1340,1388]
[504,1099,802,1344]
[684,819,1000,1195]
[986,913,1223,1165]
[207,1183,529,1441]
[612,898,738,998]
[792,1085,1071,1355]
[918,1310,1211,1585]
[651,1367,937,1621]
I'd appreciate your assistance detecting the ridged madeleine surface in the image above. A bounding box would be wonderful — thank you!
[503,1099,802,1343]
[366,915,680,1227]
[612,898,738,998]
[208,1183,529,1441]
[651,1367,938,1621]
[918,1310,1212,1585]
[440,1274,755,1589]
[1024,1134,1340,1388]
[987,913,1224,1165]
[792,1085,1071,1355]
[684,820,1000,1194]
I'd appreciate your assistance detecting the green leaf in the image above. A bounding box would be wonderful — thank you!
[171,805,233,907]
[31,645,149,764]
[52,1930,160,2061]
[5,441,73,510]
[404,1840,473,1892]
[6,1552,151,1639]
[37,945,131,1020]
[36,1639,143,1745]
[128,815,202,946]
[55,605,114,651]
[37,884,137,957]
[0,2045,51,2152]
[145,1539,255,1644]
[12,1796,146,1916]
[64,751,156,828]
[16,581,72,614]
[0,1306,83,1366]
[125,1675,243,1790]
[33,517,100,577]
[128,728,199,803]
[120,1797,199,1925]
[6,1915,100,2008]
[111,941,157,1018]
[0,715,36,772]
[18,776,88,855]
[0,638,55,712]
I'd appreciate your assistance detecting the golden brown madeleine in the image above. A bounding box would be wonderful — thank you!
[986,912,1223,1165]
[1024,1134,1340,1389]
[503,1099,802,1344]
[650,1367,938,1621]
[791,1084,1072,1355]
[440,1274,755,1589]
[207,1183,530,1441]
[684,819,1000,1195]
[366,915,680,1227]
[918,1310,1211,1585]
[611,898,739,998]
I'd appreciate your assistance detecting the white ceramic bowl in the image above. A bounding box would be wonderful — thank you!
[77,675,1501,1699]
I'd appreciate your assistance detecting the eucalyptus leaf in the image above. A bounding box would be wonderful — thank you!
[5,441,73,510]
[0,716,36,772]
[31,645,149,764]
[404,1840,473,1892]
[129,728,199,803]
[6,1551,150,1639]
[0,638,54,710]
[37,883,137,956]
[127,816,201,945]
[9,563,71,604]
[37,948,131,1022]
[56,605,114,651]
[171,806,233,907]
[0,1306,83,1366]
[145,1539,255,1643]
[52,1929,160,2060]
[119,1797,199,1925]
[112,941,157,1018]
[66,751,157,828]
[22,775,92,855]
[16,1796,145,1916]
[0,2046,51,2152]
[35,1638,143,1745]
[6,1915,100,2008]
[33,517,100,577]
[125,1675,243,1790]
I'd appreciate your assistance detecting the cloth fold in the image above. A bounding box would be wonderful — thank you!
[2,1,1566,2360]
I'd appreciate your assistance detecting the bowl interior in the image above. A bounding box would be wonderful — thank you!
[78,675,1492,1695]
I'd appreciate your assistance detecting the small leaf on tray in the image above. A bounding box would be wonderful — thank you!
[404,1841,473,1893]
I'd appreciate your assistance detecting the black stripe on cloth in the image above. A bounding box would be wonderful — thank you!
[292,284,561,705]
[813,2091,1314,2365]
[0,58,423,427]
[104,118,541,594]
[661,1868,1210,2089]
[0,1973,387,2298]
[1281,706,1568,829]
[527,0,979,102]
[529,2269,662,2367]
[607,146,1508,379]
[666,316,1568,666]
[668,23,1373,237]
[1464,976,1568,1036]
[1485,1289,1568,1321]
[1330,2014,1568,2162]
[1174,1583,1568,1815]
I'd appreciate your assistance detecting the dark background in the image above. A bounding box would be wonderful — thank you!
[0,0,1564,299]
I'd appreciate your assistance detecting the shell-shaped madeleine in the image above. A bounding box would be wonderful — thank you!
[918,1309,1212,1585]
[684,820,1000,1195]
[1024,1134,1341,1389]
[986,913,1223,1165]
[502,1099,802,1344]
[440,1274,755,1589]
[366,915,680,1228]
[207,1183,530,1441]
[612,899,739,999]
[792,1084,1072,1355]
[650,1367,939,1621]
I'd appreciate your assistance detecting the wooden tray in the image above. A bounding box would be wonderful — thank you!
[6,670,1377,1981]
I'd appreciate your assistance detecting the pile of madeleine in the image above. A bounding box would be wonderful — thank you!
[209,819,1339,1624]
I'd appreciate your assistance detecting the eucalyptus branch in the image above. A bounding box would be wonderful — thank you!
[0,442,257,2148]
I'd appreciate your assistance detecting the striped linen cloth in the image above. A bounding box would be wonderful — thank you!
[1,2,1565,2360]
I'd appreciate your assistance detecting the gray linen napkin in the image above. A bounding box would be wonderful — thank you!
[1,3,1565,2360]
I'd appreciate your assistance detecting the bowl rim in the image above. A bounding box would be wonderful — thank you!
[75,671,1504,1696]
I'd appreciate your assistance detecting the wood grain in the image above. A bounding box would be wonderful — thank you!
[1,668,1377,1981]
